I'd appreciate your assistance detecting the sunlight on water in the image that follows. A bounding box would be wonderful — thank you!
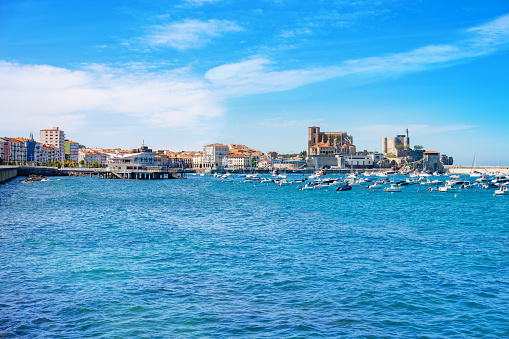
[1,175,508,337]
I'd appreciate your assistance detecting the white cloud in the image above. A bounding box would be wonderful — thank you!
[0,61,223,133]
[145,19,242,50]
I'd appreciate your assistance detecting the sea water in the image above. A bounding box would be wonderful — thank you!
[1,175,508,338]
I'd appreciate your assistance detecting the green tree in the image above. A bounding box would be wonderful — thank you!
[298,151,307,159]
[79,160,85,165]
[414,145,424,150]
[249,157,257,168]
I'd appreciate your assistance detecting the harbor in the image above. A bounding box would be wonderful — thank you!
[1,173,508,337]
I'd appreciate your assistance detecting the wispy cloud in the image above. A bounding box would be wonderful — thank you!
[145,19,242,50]
[205,14,509,97]
[184,0,222,6]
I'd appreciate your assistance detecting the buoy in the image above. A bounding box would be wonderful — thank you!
[475,190,477,192]
[236,183,238,186]
[266,188,268,190]
[420,194,422,197]
[319,188,321,190]
[275,188,277,190]
[373,190,375,192]
[454,194,457,197]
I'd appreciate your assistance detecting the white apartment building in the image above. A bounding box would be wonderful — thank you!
[192,153,203,169]
[203,144,229,168]
[40,127,65,161]
[78,149,107,164]
[224,154,250,169]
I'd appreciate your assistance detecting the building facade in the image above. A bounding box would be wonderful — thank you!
[40,127,65,161]
[65,140,80,162]
[307,126,356,156]
[203,144,229,168]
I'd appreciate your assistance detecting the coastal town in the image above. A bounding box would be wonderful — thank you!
[1,126,455,175]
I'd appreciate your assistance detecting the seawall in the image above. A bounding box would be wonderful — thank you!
[0,166,62,183]
[0,167,18,183]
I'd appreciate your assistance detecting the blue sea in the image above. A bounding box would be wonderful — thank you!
[1,174,508,338]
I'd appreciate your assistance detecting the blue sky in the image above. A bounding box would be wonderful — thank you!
[1,0,508,165]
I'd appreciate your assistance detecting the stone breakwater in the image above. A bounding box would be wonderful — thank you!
[445,165,509,175]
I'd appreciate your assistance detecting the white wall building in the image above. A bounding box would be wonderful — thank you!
[203,144,229,169]
[224,154,250,169]
[40,127,65,161]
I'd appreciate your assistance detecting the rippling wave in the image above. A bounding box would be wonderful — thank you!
[1,176,508,337]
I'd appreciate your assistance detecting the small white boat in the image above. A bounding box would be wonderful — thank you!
[368,183,383,190]
[246,173,261,180]
[494,186,509,195]
[420,179,435,186]
[384,184,401,192]
[277,179,292,186]
[300,184,315,190]
[438,184,457,193]
[260,178,272,184]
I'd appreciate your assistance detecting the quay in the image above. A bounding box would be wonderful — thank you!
[0,165,191,183]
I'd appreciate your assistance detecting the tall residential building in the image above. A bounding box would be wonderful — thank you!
[40,127,65,161]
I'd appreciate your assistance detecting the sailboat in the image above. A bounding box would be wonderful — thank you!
[470,153,481,177]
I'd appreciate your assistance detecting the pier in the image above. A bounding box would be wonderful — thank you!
[62,168,189,179]
[0,165,191,182]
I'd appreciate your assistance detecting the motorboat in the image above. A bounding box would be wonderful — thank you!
[460,181,475,189]
[277,179,292,186]
[420,179,435,186]
[494,185,509,195]
[299,184,315,190]
[476,175,491,184]
[368,183,383,189]
[492,175,509,185]
[336,185,352,191]
[384,184,401,192]
[260,178,273,184]
[246,173,261,181]
[438,184,457,192]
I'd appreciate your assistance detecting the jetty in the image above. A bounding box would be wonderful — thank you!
[0,165,191,183]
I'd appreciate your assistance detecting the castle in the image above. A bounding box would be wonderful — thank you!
[382,129,409,157]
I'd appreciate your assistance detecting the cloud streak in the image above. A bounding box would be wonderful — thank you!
[205,14,509,97]
[145,19,242,50]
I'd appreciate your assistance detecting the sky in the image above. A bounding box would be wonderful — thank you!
[1,0,509,165]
